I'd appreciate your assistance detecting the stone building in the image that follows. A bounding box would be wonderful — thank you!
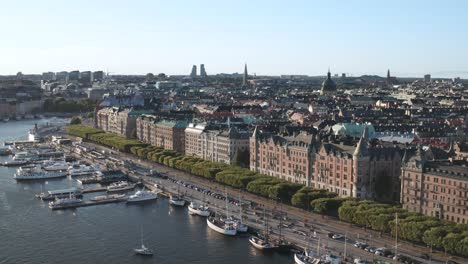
[401,148,468,224]
[96,107,147,138]
[185,123,249,164]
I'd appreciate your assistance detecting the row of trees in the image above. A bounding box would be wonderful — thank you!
[67,125,468,257]
[67,125,147,152]
[338,200,468,257]
[43,98,96,113]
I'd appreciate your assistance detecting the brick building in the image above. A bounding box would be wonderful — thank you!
[136,115,187,153]
[401,148,468,224]
[249,128,315,186]
[250,127,402,201]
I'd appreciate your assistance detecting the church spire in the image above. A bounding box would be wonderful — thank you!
[353,126,369,157]
[327,67,331,79]
[242,63,248,87]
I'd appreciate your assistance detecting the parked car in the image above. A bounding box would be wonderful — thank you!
[327,232,334,238]
[332,234,344,240]
[364,246,376,253]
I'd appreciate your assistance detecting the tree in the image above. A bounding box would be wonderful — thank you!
[232,149,249,168]
[70,116,82,125]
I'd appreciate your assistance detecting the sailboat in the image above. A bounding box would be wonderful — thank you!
[206,187,237,236]
[294,235,339,264]
[188,191,210,217]
[169,184,185,206]
[249,207,278,250]
[233,191,248,232]
[134,227,153,256]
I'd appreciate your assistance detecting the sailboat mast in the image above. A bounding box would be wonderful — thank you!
[395,212,398,262]
[225,187,229,219]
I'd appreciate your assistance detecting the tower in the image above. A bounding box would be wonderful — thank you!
[250,126,259,172]
[190,65,197,78]
[387,69,391,79]
[200,64,207,78]
[353,126,370,199]
[242,63,248,87]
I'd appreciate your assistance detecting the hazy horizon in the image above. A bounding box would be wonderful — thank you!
[1,0,467,78]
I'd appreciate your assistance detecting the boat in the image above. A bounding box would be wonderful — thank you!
[43,161,69,171]
[294,253,339,264]
[188,201,210,217]
[206,215,237,236]
[127,189,158,203]
[169,185,185,206]
[38,187,83,201]
[107,181,136,192]
[134,227,153,256]
[0,147,12,156]
[91,194,126,201]
[233,193,248,232]
[2,117,9,122]
[249,207,278,250]
[68,164,98,177]
[14,167,67,180]
[2,158,29,166]
[206,187,237,236]
[48,195,83,209]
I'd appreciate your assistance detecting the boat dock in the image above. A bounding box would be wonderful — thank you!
[50,197,128,210]
[82,187,107,193]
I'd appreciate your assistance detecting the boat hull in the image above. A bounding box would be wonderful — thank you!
[169,199,185,206]
[14,172,67,180]
[188,205,210,217]
[206,218,237,236]
[249,236,277,250]
[127,196,158,203]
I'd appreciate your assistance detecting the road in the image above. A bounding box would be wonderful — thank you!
[59,140,464,264]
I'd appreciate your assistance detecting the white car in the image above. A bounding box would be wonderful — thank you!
[332,234,344,240]
[354,258,366,264]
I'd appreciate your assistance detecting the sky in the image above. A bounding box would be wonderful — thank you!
[1,0,467,78]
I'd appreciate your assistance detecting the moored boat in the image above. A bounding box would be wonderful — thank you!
[206,215,237,236]
[188,201,210,217]
[38,187,83,201]
[14,166,67,180]
[48,196,83,209]
[127,189,158,203]
[107,181,136,192]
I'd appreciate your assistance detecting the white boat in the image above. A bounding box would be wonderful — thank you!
[0,147,11,156]
[68,164,98,176]
[107,181,136,192]
[249,207,277,250]
[2,158,29,166]
[206,216,237,236]
[14,167,67,180]
[294,253,339,264]
[188,202,210,217]
[91,194,126,201]
[169,195,185,206]
[43,161,69,171]
[249,236,278,250]
[206,187,237,236]
[48,195,82,209]
[134,227,153,256]
[169,185,185,206]
[127,189,158,203]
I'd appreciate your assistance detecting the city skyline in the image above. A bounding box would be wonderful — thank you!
[1,0,467,78]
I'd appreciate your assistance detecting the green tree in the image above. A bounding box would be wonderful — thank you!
[69,116,82,125]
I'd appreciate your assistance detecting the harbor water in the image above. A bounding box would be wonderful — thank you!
[0,119,292,264]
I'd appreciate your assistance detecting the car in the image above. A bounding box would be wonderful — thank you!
[375,250,385,256]
[420,253,430,260]
[332,234,344,240]
[327,232,334,238]
[364,246,376,253]
[354,258,366,264]
[354,242,368,249]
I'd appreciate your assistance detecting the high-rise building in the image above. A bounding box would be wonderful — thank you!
[424,74,431,83]
[242,63,249,87]
[41,72,55,81]
[80,71,92,83]
[200,64,207,78]
[93,71,104,82]
[56,71,68,81]
[190,65,197,78]
[68,71,80,81]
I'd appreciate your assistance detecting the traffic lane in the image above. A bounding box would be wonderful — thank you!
[77,142,445,263]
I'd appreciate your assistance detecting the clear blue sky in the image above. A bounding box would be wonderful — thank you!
[1,0,467,77]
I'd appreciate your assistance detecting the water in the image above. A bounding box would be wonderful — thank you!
[0,120,292,264]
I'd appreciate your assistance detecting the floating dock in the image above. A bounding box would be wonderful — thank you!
[49,197,127,210]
